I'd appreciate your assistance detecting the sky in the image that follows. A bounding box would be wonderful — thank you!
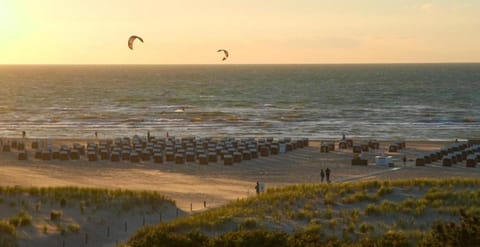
[0,0,479,64]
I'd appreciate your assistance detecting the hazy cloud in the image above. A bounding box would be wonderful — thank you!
[418,3,434,12]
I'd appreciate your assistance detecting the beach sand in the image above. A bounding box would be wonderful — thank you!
[1,138,479,246]
[1,138,478,210]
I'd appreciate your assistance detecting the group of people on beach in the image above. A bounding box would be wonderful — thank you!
[320,168,331,183]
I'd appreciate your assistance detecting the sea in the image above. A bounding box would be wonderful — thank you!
[0,64,479,141]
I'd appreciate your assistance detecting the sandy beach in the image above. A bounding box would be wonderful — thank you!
[1,138,478,211]
[1,137,479,246]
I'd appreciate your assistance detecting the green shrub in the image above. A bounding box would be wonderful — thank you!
[341,190,377,204]
[289,224,329,247]
[419,210,480,247]
[323,207,333,219]
[328,219,337,229]
[359,223,374,234]
[67,223,80,233]
[350,209,361,223]
[50,210,62,221]
[212,229,289,247]
[377,184,393,197]
[0,221,16,236]
[57,224,67,236]
[379,200,397,213]
[378,230,409,247]
[0,220,18,247]
[239,218,258,230]
[323,191,337,205]
[128,226,211,247]
[8,211,32,227]
[365,204,380,216]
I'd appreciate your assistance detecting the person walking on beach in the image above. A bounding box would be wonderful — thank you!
[325,168,331,183]
[320,169,325,182]
[147,131,150,142]
[255,181,260,195]
[95,131,98,139]
[22,131,26,139]
[342,133,346,140]
[403,155,407,167]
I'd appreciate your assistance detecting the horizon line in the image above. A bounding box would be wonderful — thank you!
[1,62,480,66]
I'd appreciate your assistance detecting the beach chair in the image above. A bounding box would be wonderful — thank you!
[260,146,269,156]
[87,151,97,162]
[242,150,251,160]
[270,145,279,155]
[442,157,452,166]
[250,149,258,159]
[165,151,175,162]
[100,150,110,160]
[18,151,27,160]
[198,154,208,165]
[31,141,39,149]
[208,152,217,162]
[175,154,184,164]
[42,150,52,160]
[466,156,477,167]
[388,144,398,152]
[223,155,233,165]
[153,153,163,163]
[233,152,242,163]
[70,150,80,160]
[59,151,69,161]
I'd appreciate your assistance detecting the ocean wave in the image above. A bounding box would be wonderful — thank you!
[462,117,478,123]
[0,64,479,140]
[416,117,479,124]
[121,118,145,123]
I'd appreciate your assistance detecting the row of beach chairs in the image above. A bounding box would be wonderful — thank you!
[416,142,479,167]
[4,136,309,165]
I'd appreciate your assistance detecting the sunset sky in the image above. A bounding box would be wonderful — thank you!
[1,0,479,64]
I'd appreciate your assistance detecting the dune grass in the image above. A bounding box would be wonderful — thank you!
[126,178,480,246]
[0,186,175,218]
[8,211,32,227]
[0,186,174,246]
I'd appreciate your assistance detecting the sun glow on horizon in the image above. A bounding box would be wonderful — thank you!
[1,0,480,64]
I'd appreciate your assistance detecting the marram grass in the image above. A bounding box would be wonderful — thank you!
[126,178,480,246]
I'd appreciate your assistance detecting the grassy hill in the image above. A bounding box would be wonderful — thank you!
[0,186,175,247]
[125,178,480,247]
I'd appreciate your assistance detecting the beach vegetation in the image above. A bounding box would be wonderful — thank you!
[8,211,32,227]
[56,224,67,236]
[67,223,81,233]
[359,222,374,234]
[328,218,337,229]
[125,178,480,247]
[0,220,17,247]
[239,218,259,230]
[0,221,16,236]
[50,210,62,221]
